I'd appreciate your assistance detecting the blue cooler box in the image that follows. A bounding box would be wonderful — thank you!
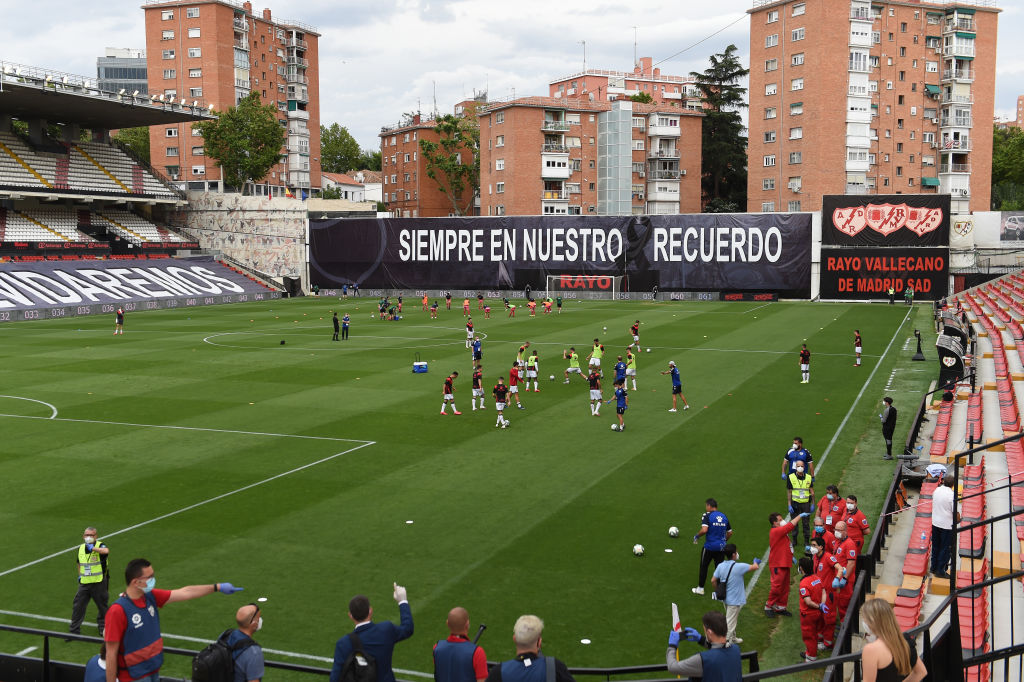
[413,361,428,373]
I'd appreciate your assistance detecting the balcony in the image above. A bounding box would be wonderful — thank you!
[287,37,308,49]
[944,44,975,57]
[944,18,975,33]
[663,92,682,100]
[288,90,309,103]
[942,68,974,82]
[939,163,971,173]
[233,17,248,31]
[940,116,972,128]
[942,93,973,105]
[234,78,250,89]
[648,123,681,137]
[288,125,309,137]
[848,61,871,73]
[648,148,680,159]
[648,188,680,202]
[542,190,568,201]
[234,39,249,50]
[286,73,308,85]
[288,108,309,121]
[850,7,871,20]
[541,120,570,132]
[648,170,681,180]
[286,55,309,68]
[542,143,569,153]
[541,163,571,180]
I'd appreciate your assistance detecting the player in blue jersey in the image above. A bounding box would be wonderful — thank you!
[691,498,733,596]
[660,360,690,412]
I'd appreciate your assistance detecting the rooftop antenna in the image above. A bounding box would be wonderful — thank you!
[433,80,438,116]
[633,26,638,66]
[578,40,586,73]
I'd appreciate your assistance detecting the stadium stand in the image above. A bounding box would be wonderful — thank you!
[5,207,94,242]
[93,209,191,245]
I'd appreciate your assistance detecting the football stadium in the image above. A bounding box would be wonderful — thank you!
[1,55,1023,682]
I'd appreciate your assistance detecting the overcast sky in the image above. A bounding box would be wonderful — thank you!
[1,0,1022,150]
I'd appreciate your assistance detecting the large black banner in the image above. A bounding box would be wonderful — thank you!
[309,214,812,293]
[822,194,950,247]
[819,247,948,300]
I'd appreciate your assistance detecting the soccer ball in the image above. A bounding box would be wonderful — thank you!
[549,375,555,381]
[632,544,645,557]
[603,326,607,332]
[611,423,619,431]
[502,419,510,428]
[646,348,651,353]
[669,526,680,538]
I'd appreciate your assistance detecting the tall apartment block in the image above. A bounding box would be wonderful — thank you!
[477,97,702,216]
[379,100,481,218]
[97,48,149,96]
[549,57,702,108]
[143,0,320,190]
[747,0,998,214]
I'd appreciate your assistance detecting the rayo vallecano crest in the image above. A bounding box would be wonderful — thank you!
[833,203,943,238]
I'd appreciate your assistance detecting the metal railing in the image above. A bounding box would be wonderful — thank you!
[943,69,975,81]
[945,18,976,32]
[542,143,569,153]
[940,163,971,174]
[648,150,680,159]
[941,117,973,128]
[541,121,571,131]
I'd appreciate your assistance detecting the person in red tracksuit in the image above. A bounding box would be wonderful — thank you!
[809,536,837,649]
[827,521,858,638]
[797,557,830,662]
[765,511,807,617]
[816,485,844,536]
[842,495,871,552]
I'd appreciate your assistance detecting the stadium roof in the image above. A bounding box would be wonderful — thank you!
[0,62,214,129]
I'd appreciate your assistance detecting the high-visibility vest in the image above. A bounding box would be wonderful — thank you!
[789,474,812,503]
[592,346,604,359]
[78,543,105,584]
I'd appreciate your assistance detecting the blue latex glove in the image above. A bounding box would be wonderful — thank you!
[839,578,847,589]
[812,476,816,484]
[692,534,700,544]
[683,627,702,642]
[752,557,762,566]
[668,630,680,647]
[218,582,243,594]
[781,473,787,480]
[800,512,810,518]
[832,577,842,590]
[820,602,831,615]
[788,505,795,516]
[85,543,94,552]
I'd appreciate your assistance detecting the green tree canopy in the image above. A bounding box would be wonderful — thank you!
[629,91,654,104]
[992,124,1024,209]
[112,127,151,163]
[356,149,382,172]
[320,123,361,173]
[690,44,749,211]
[192,93,285,189]
[418,114,480,215]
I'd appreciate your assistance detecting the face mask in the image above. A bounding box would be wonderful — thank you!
[835,532,845,540]
[796,468,805,474]
[815,526,825,534]
[826,494,835,501]
[810,547,819,555]
[256,617,263,632]
[792,444,799,450]
[846,503,856,511]
[734,554,740,562]
[84,536,95,544]
[141,577,155,593]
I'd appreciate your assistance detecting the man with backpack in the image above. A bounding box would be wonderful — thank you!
[192,603,265,682]
[710,544,761,645]
[483,615,575,682]
[330,583,414,682]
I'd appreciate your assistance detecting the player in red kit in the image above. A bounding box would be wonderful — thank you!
[854,330,862,367]
[766,511,806,616]
[492,377,509,428]
[799,344,811,383]
[629,320,640,350]
[465,318,474,349]
[797,558,828,662]
[471,367,485,411]
[440,372,462,415]
[508,362,525,410]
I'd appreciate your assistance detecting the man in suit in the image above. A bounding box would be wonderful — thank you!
[330,583,414,682]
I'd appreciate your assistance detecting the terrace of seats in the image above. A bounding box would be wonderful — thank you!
[0,206,188,245]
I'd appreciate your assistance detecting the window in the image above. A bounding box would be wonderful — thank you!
[495,205,505,216]
[765,59,778,72]
[189,68,202,78]
[588,182,596,191]
[495,112,504,124]
[900,22,907,32]
[188,47,201,58]
[764,155,776,167]
[566,136,582,148]
[872,30,881,43]
[166,147,179,157]
[789,151,802,164]
[632,139,645,151]
[764,130,776,143]
[896,142,904,153]
[404,153,410,162]
[571,159,581,171]
[161,9,173,20]
[793,3,805,16]
[900,47,906,57]
[896,166,903,177]
[790,102,803,115]
[762,202,775,212]
[162,30,174,40]
[897,118,904,129]
[767,10,778,23]
[632,117,645,129]
[566,113,580,125]
[790,127,803,140]
[495,159,504,171]
[162,49,175,59]
[788,200,802,211]
[191,146,204,156]
[886,81,893,90]
[192,128,202,137]
[191,165,206,176]
[163,69,175,79]
[187,28,200,38]
[765,83,777,96]
[495,135,504,147]
[791,78,803,91]
[792,53,804,66]
[766,34,779,48]
[883,178,889,187]
[763,178,775,190]
[791,27,805,41]
[190,87,202,97]
[899,70,905,82]
[870,55,880,67]
[765,107,777,119]
[496,182,504,193]
[926,61,938,73]
[186,6,199,17]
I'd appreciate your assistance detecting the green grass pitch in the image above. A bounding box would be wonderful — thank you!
[0,295,932,678]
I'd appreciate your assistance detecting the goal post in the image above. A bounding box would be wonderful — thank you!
[545,274,624,300]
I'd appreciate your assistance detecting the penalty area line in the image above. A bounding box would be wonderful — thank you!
[0,440,376,579]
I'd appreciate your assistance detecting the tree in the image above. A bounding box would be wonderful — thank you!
[320,123,361,173]
[419,114,480,215]
[192,93,285,189]
[629,91,654,104]
[112,127,151,163]
[691,45,749,211]
[992,124,1024,209]
[356,149,381,171]
[319,185,343,200]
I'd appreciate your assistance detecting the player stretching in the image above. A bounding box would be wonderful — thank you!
[587,339,605,377]
[440,371,462,415]
[800,344,811,383]
[471,366,485,411]
[465,318,474,348]
[508,362,526,410]
[564,347,585,383]
[516,342,530,384]
[625,348,638,391]
[607,379,628,431]
[492,377,509,428]
[588,368,603,416]
[526,350,540,392]
[853,330,862,367]
[114,306,125,335]
[430,301,439,319]
[629,320,640,350]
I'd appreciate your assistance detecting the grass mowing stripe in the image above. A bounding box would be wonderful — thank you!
[744,306,912,599]
[0,440,376,579]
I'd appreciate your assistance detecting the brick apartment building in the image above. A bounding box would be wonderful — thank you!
[549,56,702,108]
[143,0,321,191]
[747,0,998,214]
[477,97,702,216]
[380,100,480,218]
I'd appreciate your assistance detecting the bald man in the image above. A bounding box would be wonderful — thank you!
[433,607,488,682]
[226,603,264,682]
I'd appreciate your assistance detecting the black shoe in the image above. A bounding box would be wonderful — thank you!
[765,609,778,617]
[775,609,793,617]
[883,455,894,460]
[933,570,951,579]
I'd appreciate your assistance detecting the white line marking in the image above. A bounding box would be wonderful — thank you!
[0,396,57,419]
[745,308,913,598]
[15,647,37,656]
[0,441,376,579]
[743,302,773,314]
